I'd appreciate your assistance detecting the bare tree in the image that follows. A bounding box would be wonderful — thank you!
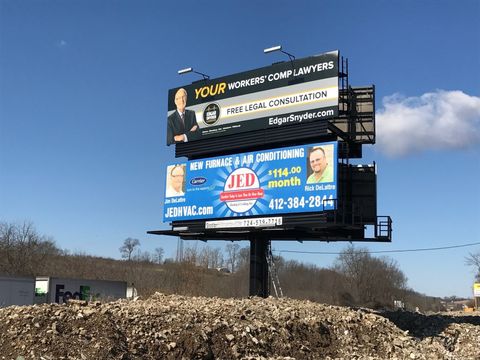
[199,247,210,268]
[0,221,60,276]
[226,243,240,273]
[238,247,250,270]
[132,250,152,263]
[154,247,164,264]
[183,245,199,265]
[334,246,407,308]
[119,238,140,261]
[208,247,224,269]
[465,252,480,281]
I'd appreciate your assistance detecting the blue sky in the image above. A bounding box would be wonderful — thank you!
[1,0,479,298]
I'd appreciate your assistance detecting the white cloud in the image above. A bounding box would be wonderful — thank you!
[376,90,480,156]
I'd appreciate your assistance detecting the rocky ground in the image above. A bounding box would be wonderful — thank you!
[0,293,479,360]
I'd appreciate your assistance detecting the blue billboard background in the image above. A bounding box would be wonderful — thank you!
[163,141,338,222]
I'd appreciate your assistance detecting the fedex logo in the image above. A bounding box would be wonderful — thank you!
[55,284,92,303]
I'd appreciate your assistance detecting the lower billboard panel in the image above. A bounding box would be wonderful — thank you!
[205,217,283,229]
[163,141,338,222]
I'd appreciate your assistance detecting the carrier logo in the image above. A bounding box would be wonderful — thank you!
[203,103,220,125]
[190,177,207,186]
[220,168,264,213]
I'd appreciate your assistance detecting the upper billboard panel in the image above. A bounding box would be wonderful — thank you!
[163,141,338,222]
[167,51,339,145]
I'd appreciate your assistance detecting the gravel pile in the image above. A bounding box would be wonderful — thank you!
[0,293,479,359]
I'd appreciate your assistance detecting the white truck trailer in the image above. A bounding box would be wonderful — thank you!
[35,277,127,304]
[0,276,35,307]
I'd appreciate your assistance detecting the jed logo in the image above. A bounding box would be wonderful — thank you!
[203,103,220,125]
[220,168,264,213]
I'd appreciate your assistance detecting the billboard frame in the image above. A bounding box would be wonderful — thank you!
[166,51,340,146]
[162,141,339,223]
[150,161,391,242]
[150,52,391,298]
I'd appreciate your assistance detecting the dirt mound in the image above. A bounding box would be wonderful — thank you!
[0,294,478,359]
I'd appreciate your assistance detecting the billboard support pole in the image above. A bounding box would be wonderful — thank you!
[249,233,270,298]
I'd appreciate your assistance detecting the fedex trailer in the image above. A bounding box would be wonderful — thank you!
[0,276,35,307]
[35,277,127,304]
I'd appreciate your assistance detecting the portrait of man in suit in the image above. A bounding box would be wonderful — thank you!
[167,88,199,145]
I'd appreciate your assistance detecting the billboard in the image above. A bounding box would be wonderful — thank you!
[474,283,480,297]
[163,141,338,222]
[167,51,339,145]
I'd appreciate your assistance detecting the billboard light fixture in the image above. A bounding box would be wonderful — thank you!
[177,67,193,75]
[263,45,282,54]
[263,45,296,68]
[178,67,210,80]
[173,226,188,231]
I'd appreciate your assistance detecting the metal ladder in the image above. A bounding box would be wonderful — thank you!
[266,245,284,298]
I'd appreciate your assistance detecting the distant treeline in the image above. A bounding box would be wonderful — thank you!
[0,221,445,312]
